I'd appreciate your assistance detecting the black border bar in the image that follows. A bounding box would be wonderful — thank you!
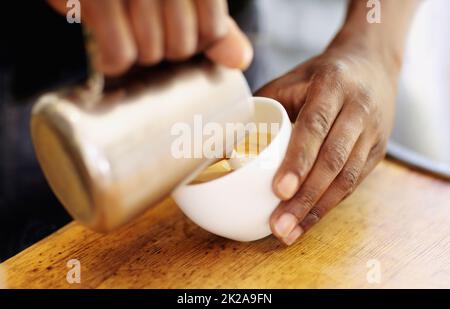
[1,289,449,306]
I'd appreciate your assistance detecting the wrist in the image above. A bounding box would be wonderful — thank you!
[326,0,421,77]
[328,22,404,76]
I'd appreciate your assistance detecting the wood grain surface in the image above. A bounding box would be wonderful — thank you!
[2,160,450,288]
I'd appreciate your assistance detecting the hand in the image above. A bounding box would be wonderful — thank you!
[256,42,399,245]
[48,0,253,76]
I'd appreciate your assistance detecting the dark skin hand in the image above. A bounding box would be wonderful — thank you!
[256,0,421,245]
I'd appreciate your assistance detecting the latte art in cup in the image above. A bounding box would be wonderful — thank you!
[190,131,273,184]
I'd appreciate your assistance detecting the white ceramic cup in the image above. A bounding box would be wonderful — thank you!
[172,97,292,241]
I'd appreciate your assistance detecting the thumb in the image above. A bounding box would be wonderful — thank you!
[205,17,253,70]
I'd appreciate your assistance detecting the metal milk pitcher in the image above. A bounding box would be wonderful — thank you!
[30,59,253,232]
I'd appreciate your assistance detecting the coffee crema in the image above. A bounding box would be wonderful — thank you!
[190,131,273,184]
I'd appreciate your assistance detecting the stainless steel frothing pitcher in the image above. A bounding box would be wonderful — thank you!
[30,57,253,232]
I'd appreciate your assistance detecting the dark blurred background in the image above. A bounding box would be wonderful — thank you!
[0,1,86,261]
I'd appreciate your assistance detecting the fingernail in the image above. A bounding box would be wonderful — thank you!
[276,172,299,200]
[282,226,304,246]
[302,213,320,227]
[274,213,298,238]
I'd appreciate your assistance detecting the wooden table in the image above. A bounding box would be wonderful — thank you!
[2,160,450,288]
